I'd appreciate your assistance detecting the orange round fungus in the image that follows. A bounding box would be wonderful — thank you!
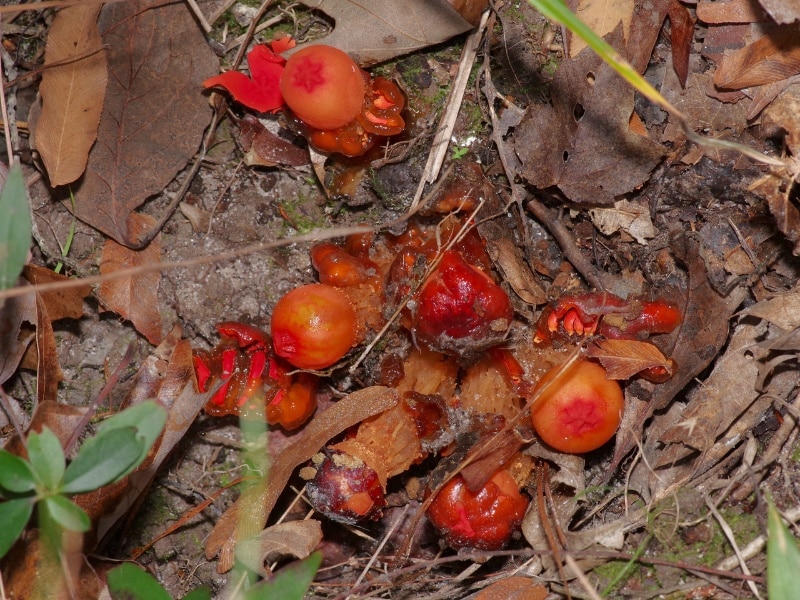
[271,283,358,370]
[280,45,365,130]
[530,359,624,453]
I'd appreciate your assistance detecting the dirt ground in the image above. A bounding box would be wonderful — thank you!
[4,0,800,598]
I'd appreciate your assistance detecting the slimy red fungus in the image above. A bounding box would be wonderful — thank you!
[280,45,365,130]
[412,250,513,355]
[530,359,624,453]
[271,283,358,370]
[427,469,529,550]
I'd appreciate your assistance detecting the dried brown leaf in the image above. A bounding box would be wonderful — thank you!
[586,338,673,380]
[97,213,163,345]
[627,0,693,87]
[295,0,471,66]
[206,386,399,571]
[714,26,800,90]
[568,0,634,58]
[237,520,323,575]
[697,0,767,23]
[516,28,664,205]
[23,265,90,321]
[474,576,548,600]
[489,238,547,306]
[237,115,308,167]
[34,4,107,187]
[69,0,218,246]
[447,0,489,26]
[740,292,800,330]
[0,289,36,388]
[758,0,800,23]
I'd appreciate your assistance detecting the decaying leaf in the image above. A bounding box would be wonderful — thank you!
[0,289,36,388]
[236,520,323,576]
[714,26,800,90]
[206,386,399,572]
[34,5,107,188]
[568,0,634,58]
[740,291,800,330]
[488,237,547,306]
[294,0,472,66]
[586,338,674,380]
[697,0,767,23]
[474,576,548,600]
[23,265,90,321]
[68,0,218,246]
[588,199,655,244]
[237,115,308,168]
[758,0,800,23]
[515,28,665,206]
[97,213,163,345]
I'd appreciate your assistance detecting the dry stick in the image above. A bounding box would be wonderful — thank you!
[704,493,762,600]
[525,198,613,291]
[348,505,410,598]
[409,10,490,213]
[0,13,15,167]
[564,554,603,600]
[183,0,211,33]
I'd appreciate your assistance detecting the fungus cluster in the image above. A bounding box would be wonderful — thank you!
[203,40,405,157]
[193,207,682,549]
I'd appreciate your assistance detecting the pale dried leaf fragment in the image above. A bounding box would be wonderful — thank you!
[586,338,673,380]
[35,4,107,187]
[295,0,471,66]
[589,199,655,244]
[740,292,800,331]
[237,520,323,576]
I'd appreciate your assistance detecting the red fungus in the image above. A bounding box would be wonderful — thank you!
[530,359,624,454]
[271,283,358,370]
[280,45,365,130]
[412,250,513,355]
[427,469,529,550]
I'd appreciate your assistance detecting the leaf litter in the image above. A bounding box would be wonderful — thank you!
[3,0,800,597]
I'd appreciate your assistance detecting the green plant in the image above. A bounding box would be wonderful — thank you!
[768,499,800,600]
[107,562,210,600]
[0,400,167,558]
[0,164,32,289]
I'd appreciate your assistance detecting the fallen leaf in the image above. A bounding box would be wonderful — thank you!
[69,0,219,247]
[0,290,36,389]
[758,0,800,23]
[697,0,767,23]
[740,291,800,330]
[97,213,163,345]
[294,0,472,66]
[588,199,655,244]
[33,4,107,187]
[568,0,634,58]
[515,28,665,205]
[714,26,800,90]
[237,115,308,167]
[626,0,694,87]
[206,385,399,572]
[237,520,323,575]
[447,0,489,25]
[23,265,90,321]
[586,338,674,380]
[474,576,548,600]
[489,237,547,306]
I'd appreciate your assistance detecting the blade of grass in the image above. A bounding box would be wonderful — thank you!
[526,0,787,168]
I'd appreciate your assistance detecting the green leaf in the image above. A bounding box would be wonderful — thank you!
[181,587,211,600]
[0,164,32,290]
[97,400,167,476]
[768,500,800,600]
[27,428,66,491]
[0,450,36,494]
[240,551,322,600]
[107,562,171,600]
[41,495,90,533]
[0,498,34,558]
[62,427,143,494]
